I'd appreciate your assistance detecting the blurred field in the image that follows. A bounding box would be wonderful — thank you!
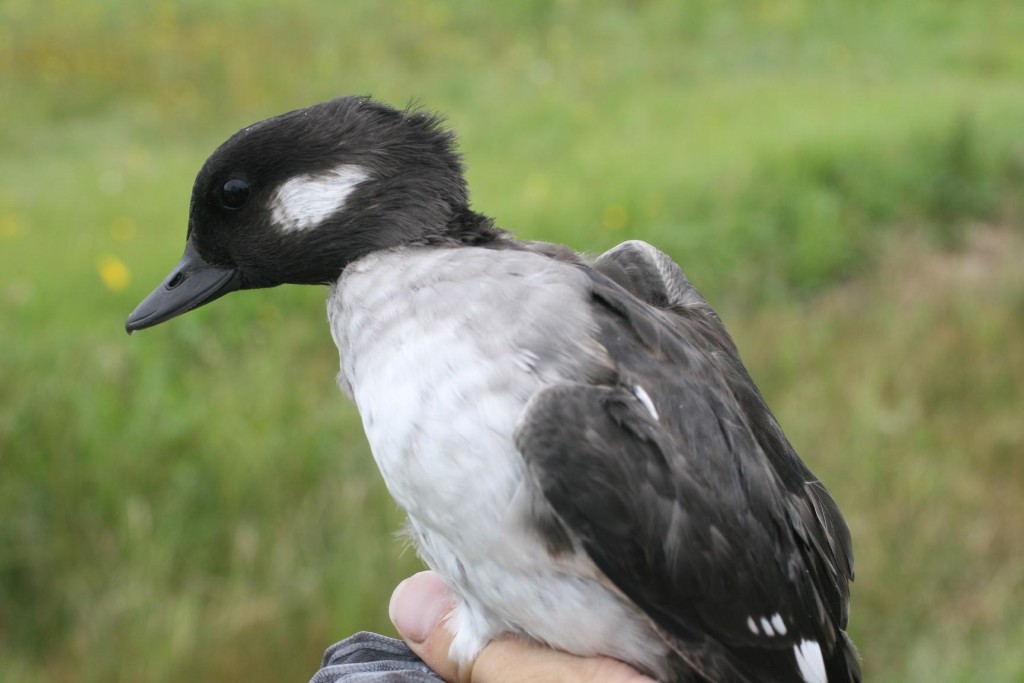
[2,1,1023,681]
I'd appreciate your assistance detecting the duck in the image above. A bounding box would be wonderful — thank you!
[126,95,860,683]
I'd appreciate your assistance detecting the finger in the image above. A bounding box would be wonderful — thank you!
[474,638,656,683]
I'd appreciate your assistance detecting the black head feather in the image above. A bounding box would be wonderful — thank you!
[188,95,501,288]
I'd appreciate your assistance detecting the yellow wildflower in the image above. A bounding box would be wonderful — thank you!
[98,254,131,292]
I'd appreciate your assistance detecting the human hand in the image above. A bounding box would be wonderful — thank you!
[389,571,654,683]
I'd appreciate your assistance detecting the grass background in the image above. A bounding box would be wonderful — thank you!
[2,1,1023,681]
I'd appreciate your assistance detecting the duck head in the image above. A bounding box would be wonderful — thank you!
[125,96,499,333]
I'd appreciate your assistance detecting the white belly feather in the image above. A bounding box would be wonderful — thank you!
[328,247,667,673]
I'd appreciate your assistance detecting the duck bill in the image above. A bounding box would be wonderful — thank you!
[125,241,241,334]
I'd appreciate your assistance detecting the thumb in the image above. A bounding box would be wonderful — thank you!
[389,571,656,683]
[389,570,467,682]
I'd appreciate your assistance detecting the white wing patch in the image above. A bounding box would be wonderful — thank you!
[748,612,787,637]
[271,164,370,232]
[794,639,827,683]
[633,385,659,421]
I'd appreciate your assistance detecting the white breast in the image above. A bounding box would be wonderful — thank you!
[328,247,667,673]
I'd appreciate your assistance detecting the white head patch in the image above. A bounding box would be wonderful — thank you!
[270,164,370,232]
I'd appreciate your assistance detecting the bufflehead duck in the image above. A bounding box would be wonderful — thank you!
[127,96,860,683]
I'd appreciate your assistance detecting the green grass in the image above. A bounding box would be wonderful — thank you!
[2,1,1023,681]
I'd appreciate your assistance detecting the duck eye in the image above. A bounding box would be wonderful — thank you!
[220,179,250,210]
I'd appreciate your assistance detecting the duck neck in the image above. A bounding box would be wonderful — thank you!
[441,206,507,246]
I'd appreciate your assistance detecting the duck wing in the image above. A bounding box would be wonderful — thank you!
[514,241,858,682]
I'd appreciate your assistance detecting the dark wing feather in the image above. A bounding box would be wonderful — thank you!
[515,241,859,682]
[596,241,855,599]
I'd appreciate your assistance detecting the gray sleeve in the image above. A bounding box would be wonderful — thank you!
[309,632,443,682]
